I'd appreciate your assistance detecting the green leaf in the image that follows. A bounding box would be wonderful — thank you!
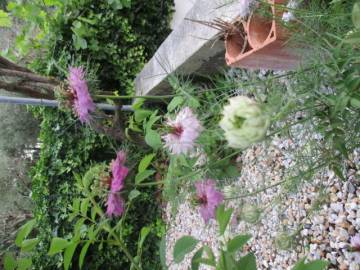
[145,111,160,132]
[237,253,257,270]
[138,154,156,173]
[48,238,71,256]
[132,98,145,110]
[191,247,204,270]
[74,218,85,236]
[219,250,237,270]
[227,234,252,253]
[64,242,78,270]
[21,238,40,252]
[17,258,32,270]
[135,109,152,122]
[216,205,233,236]
[3,253,16,270]
[79,241,91,269]
[353,3,360,29]
[145,129,162,150]
[15,219,36,247]
[129,189,141,201]
[292,258,329,270]
[0,10,12,28]
[191,246,216,268]
[167,96,184,112]
[160,235,168,270]
[188,96,200,109]
[173,236,199,263]
[81,198,90,216]
[138,227,151,250]
[350,98,360,109]
[135,169,156,184]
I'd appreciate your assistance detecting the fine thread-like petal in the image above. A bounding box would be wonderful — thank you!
[68,67,96,124]
[110,151,128,192]
[106,151,128,218]
[195,180,224,223]
[163,107,203,155]
[106,192,125,217]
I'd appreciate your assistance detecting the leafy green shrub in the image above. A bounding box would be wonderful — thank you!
[51,0,173,91]
[6,0,173,92]
[29,108,164,269]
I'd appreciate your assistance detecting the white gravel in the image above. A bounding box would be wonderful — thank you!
[165,136,360,270]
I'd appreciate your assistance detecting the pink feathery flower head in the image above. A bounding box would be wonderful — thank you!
[350,233,360,263]
[162,107,203,155]
[195,180,224,223]
[68,66,96,124]
[106,192,125,217]
[110,151,128,192]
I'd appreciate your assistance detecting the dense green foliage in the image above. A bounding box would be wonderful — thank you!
[2,0,174,268]
[5,0,173,92]
[30,108,164,269]
[51,0,173,91]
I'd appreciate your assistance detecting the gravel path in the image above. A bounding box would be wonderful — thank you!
[165,135,360,270]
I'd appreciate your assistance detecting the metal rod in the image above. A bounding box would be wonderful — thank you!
[0,96,133,111]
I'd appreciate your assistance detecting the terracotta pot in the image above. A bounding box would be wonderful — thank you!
[225,0,300,70]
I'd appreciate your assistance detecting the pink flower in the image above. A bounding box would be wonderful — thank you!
[110,151,128,192]
[68,67,96,124]
[195,180,224,223]
[106,151,128,218]
[350,234,360,263]
[162,107,203,155]
[106,192,125,217]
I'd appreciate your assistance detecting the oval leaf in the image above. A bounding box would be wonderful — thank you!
[21,238,40,252]
[145,130,162,150]
[4,253,16,270]
[237,252,257,270]
[216,205,233,236]
[17,258,32,270]
[15,219,36,247]
[227,234,252,253]
[135,169,156,184]
[0,10,12,28]
[138,154,156,173]
[173,236,199,263]
[167,96,184,112]
[48,238,71,256]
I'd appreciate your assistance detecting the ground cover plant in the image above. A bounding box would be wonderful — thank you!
[1,0,360,270]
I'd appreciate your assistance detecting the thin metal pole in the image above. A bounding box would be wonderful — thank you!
[0,96,133,111]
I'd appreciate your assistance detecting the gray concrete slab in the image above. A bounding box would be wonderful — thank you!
[135,0,244,96]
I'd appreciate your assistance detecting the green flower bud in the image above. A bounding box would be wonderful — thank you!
[241,204,261,224]
[219,96,270,149]
[275,232,293,250]
[223,185,238,199]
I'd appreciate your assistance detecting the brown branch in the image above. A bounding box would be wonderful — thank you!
[0,68,59,85]
[0,56,32,73]
[21,81,57,92]
[0,81,54,99]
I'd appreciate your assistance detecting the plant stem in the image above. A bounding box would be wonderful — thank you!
[95,94,179,100]
[108,227,142,270]
[225,180,287,200]
[87,194,142,270]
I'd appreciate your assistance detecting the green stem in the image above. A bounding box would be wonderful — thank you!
[95,94,179,100]
[225,180,287,200]
[87,194,141,270]
[107,227,142,270]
